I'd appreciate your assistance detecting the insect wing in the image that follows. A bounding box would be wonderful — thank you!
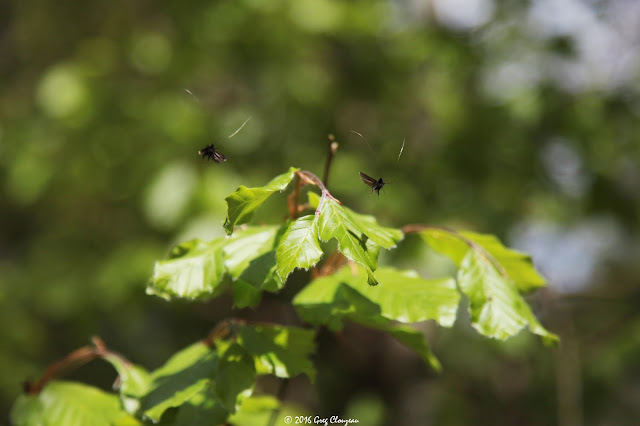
[199,144,227,163]
[212,150,227,163]
[359,172,377,186]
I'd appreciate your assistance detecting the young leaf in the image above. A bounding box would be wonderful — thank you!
[419,227,546,292]
[149,238,226,301]
[276,215,323,281]
[11,381,141,426]
[102,354,152,414]
[344,207,404,249]
[172,386,229,426]
[223,226,279,279]
[212,343,256,413]
[316,198,381,285]
[236,323,317,381]
[307,190,321,209]
[233,280,263,309]
[227,395,280,426]
[294,265,459,327]
[228,395,311,426]
[140,342,220,422]
[458,250,558,344]
[224,167,299,235]
[293,265,450,370]
[368,267,460,325]
[223,226,283,308]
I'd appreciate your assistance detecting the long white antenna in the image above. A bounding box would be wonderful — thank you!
[183,88,202,106]
[350,130,374,152]
[227,116,252,139]
[396,138,405,165]
[184,89,251,140]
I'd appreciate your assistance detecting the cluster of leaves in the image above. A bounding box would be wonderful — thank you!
[12,168,557,425]
[12,325,312,425]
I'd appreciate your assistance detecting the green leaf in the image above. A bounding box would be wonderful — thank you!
[227,395,280,426]
[104,355,151,399]
[141,340,257,423]
[367,267,460,325]
[236,324,316,382]
[351,316,441,371]
[11,381,140,426]
[458,250,558,344]
[223,226,279,279]
[227,395,311,426]
[213,344,256,413]
[419,228,546,292]
[103,354,152,415]
[294,265,459,327]
[307,190,321,208]
[172,386,228,426]
[141,342,219,422]
[316,198,380,285]
[343,207,404,249]
[276,215,323,281]
[149,238,226,300]
[224,167,299,235]
[232,280,263,309]
[223,226,283,308]
[293,265,448,369]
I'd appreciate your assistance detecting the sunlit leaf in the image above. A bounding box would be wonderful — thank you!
[293,265,447,369]
[236,323,316,381]
[223,226,279,278]
[149,238,226,300]
[140,339,257,423]
[307,191,321,209]
[227,395,280,426]
[419,227,546,292]
[343,207,403,249]
[294,265,459,327]
[103,354,151,414]
[11,381,140,426]
[224,167,299,235]
[140,342,219,422]
[368,267,460,325]
[458,250,558,344]
[276,215,324,281]
[316,198,381,285]
[223,226,283,308]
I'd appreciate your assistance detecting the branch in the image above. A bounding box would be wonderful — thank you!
[22,336,132,395]
[322,134,339,188]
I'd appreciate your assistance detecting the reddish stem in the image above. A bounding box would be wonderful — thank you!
[22,336,132,395]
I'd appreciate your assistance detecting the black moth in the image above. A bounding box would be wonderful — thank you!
[359,172,386,197]
[198,144,227,163]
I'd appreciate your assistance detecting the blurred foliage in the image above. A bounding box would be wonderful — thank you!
[2,0,640,424]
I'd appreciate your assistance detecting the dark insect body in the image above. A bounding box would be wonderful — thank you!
[359,172,387,197]
[198,144,227,163]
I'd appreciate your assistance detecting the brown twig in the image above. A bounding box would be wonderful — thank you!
[312,251,348,278]
[201,319,239,347]
[22,336,132,395]
[322,135,339,188]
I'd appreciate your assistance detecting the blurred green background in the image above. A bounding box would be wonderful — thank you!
[2,0,640,424]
